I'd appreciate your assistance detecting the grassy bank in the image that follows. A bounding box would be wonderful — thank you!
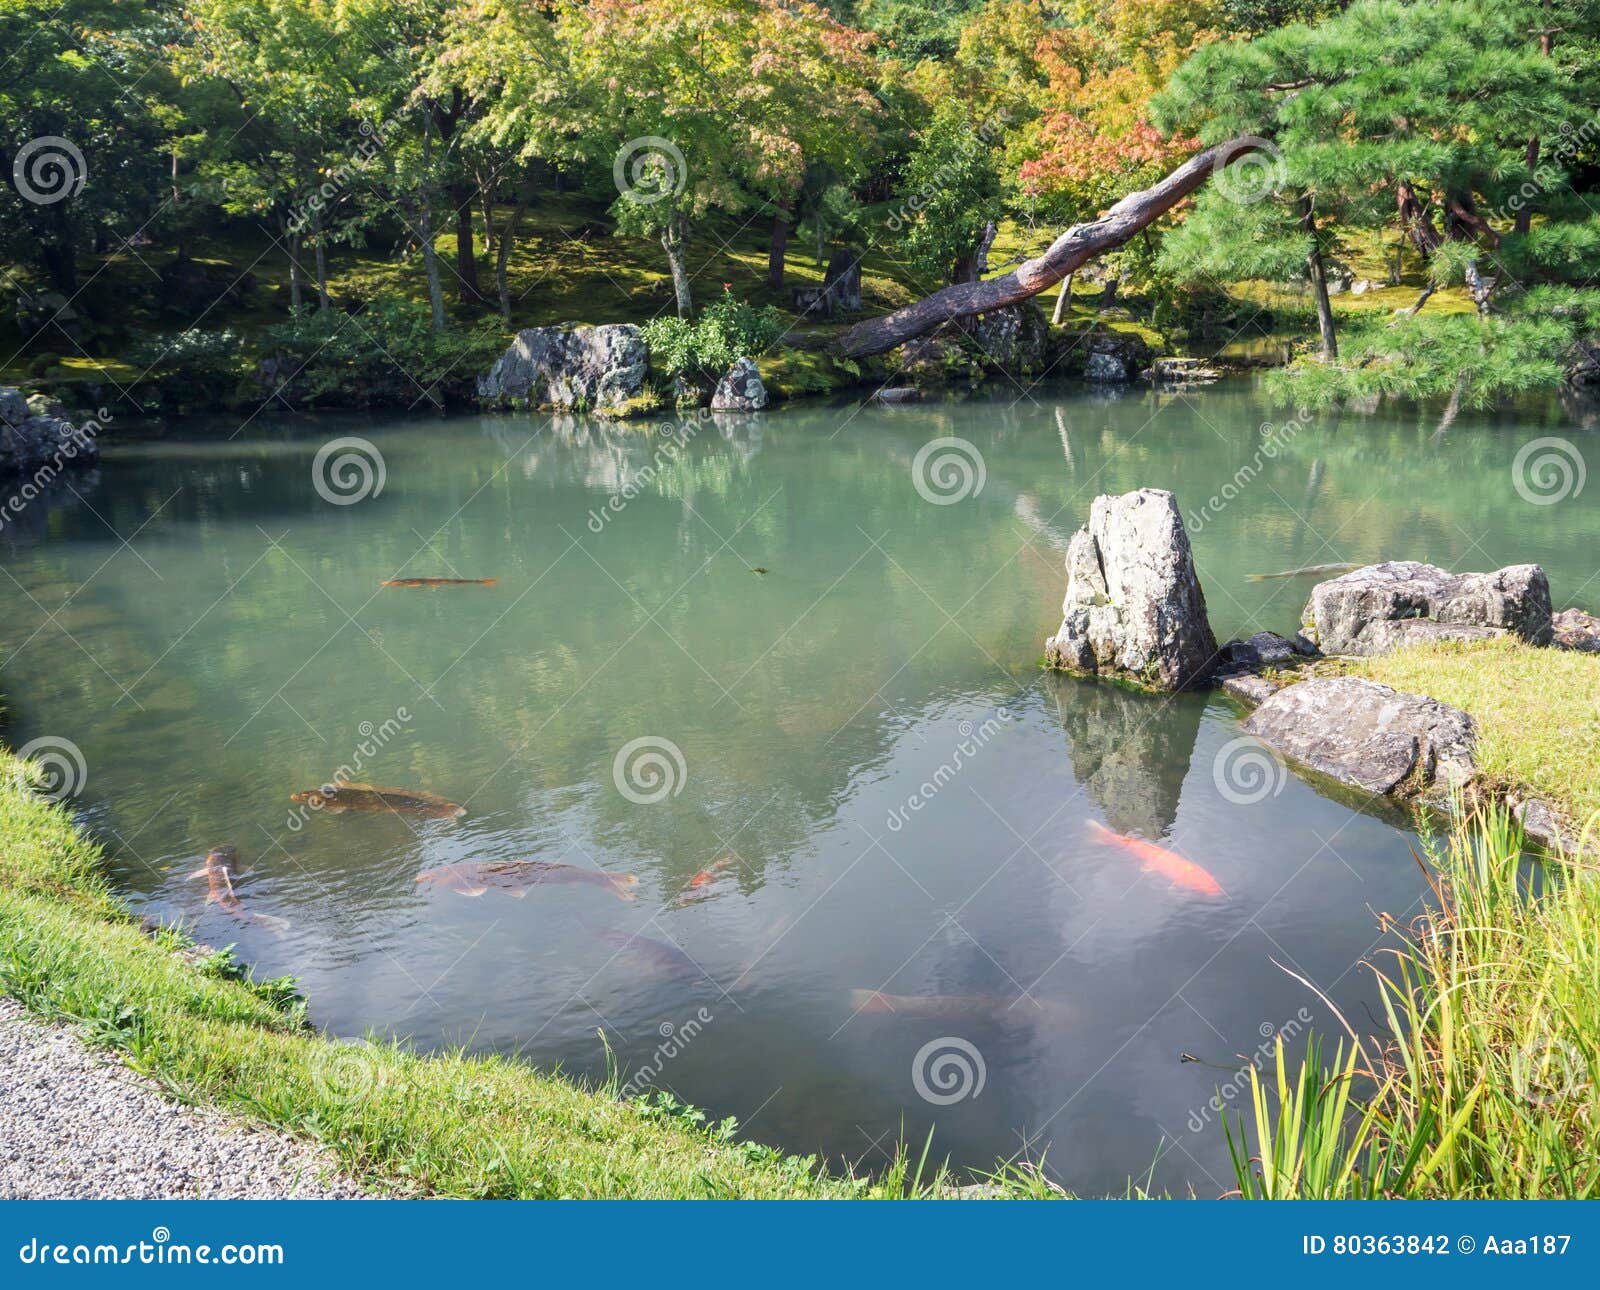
[0,742,955,1199]
[1354,637,1600,832]
[1227,804,1599,1198]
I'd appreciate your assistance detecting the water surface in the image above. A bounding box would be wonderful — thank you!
[4,382,1595,1195]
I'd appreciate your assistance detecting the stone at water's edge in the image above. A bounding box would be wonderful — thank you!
[1302,560,1553,655]
[1045,488,1219,690]
[1243,676,1476,803]
[710,357,768,412]
[0,386,99,476]
[477,324,647,413]
[1552,607,1600,652]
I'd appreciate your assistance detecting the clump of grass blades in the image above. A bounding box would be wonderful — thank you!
[1227,803,1600,1198]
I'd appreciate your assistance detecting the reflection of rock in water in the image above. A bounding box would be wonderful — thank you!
[1048,673,1203,839]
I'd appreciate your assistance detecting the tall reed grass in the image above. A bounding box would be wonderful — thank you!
[1228,804,1599,1198]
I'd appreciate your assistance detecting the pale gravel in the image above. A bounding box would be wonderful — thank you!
[0,998,368,1199]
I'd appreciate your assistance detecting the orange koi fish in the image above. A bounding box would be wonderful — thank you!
[1086,819,1225,898]
[381,578,498,588]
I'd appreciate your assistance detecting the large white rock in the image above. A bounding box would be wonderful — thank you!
[477,324,647,412]
[1045,488,1219,690]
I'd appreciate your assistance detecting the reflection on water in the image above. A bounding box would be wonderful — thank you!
[2,382,1595,1195]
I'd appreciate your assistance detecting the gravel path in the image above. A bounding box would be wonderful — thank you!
[0,999,367,1199]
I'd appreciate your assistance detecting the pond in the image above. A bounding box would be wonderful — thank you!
[3,381,1595,1196]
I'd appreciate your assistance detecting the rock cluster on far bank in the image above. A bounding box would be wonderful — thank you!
[1,386,99,477]
[477,324,648,414]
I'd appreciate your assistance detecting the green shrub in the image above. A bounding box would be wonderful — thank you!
[126,328,245,412]
[641,289,785,383]
[262,300,505,410]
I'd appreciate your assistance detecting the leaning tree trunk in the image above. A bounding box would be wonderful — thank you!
[768,208,790,292]
[1299,195,1337,361]
[839,135,1266,358]
[662,211,692,318]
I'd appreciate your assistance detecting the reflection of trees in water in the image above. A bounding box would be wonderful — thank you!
[1047,672,1203,841]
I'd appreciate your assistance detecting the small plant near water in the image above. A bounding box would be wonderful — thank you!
[641,288,785,384]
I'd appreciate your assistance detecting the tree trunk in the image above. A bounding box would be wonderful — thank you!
[452,182,482,304]
[287,230,304,313]
[496,183,532,324]
[840,135,1266,358]
[1515,135,1539,237]
[767,208,790,292]
[1300,195,1337,360]
[313,237,330,312]
[479,168,497,262]
[420,124,446,333]
[40,236,78,295]
[971,221,997,282]
[1396,181,1440,259]
[663,212,692,317]
[1051,273,1073,325]
[1100,273,1120,308]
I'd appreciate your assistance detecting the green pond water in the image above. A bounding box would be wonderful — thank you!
[2,380,1595,1195]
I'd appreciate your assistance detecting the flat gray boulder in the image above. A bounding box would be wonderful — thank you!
[478,324,646,412]
[710,357,768,412]
[1302,560,1552,655]
[1045,488,1219,690]
[1242,676,1476,801]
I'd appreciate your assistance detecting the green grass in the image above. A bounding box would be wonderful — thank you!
[0,740,1019,1198]
[1228,803,1600,1198]
[1353,638,1600,830]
